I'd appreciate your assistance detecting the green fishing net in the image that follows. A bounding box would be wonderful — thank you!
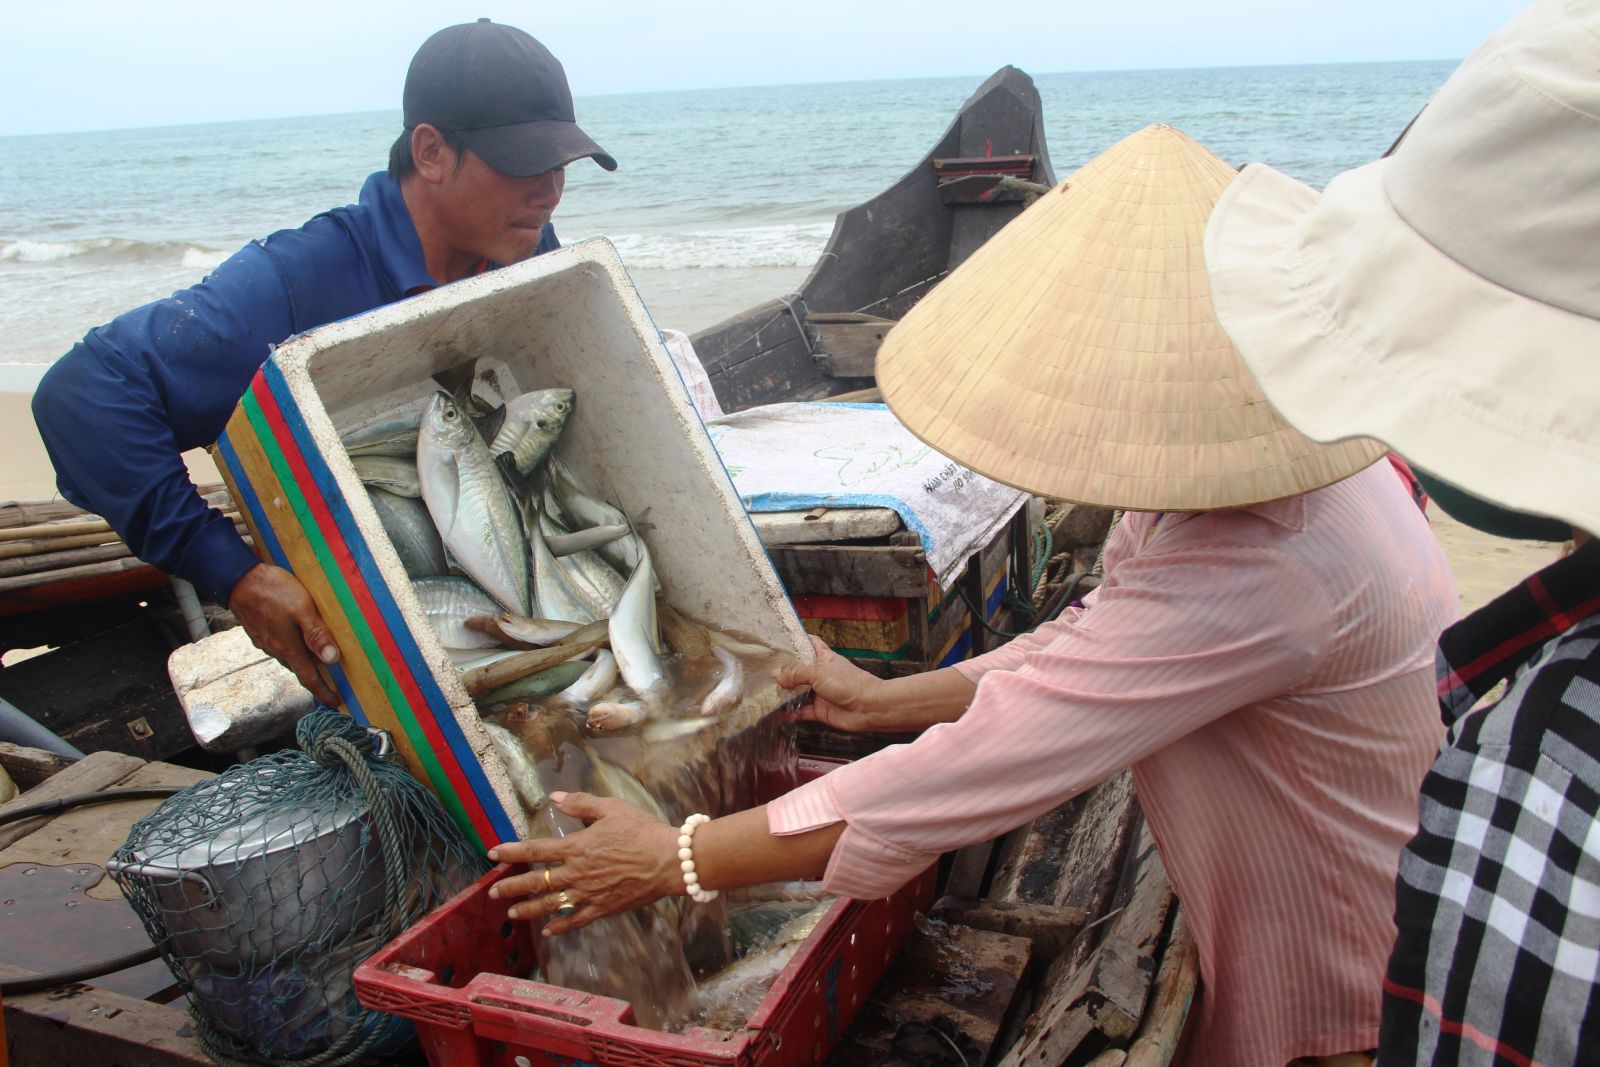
[109,708,490,1065]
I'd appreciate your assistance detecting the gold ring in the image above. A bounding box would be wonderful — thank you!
[556,890,577,917]
[543,867,555,892]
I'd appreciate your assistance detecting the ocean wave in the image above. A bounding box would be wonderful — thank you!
[597,223,834,271]
[0,236,228,268]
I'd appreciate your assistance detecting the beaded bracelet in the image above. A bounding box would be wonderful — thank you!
[677,813,719,903]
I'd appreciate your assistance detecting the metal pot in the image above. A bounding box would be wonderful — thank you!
[107,754,394,1052]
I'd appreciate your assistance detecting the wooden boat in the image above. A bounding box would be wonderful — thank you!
[692,64,1057,412]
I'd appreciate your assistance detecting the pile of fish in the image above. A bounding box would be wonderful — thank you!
[338,363,819,1030]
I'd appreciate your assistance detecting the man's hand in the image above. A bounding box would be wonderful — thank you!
[228,563,340,705]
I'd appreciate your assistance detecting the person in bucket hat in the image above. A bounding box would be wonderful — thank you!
[32,20,613,707]
[1206,2,1600,1062]
[491,123,1456,1067]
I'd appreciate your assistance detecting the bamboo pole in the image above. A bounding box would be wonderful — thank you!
[0,542,133,579]
[0,519,247,562]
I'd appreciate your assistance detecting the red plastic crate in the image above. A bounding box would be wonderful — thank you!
[354,757,936,1067]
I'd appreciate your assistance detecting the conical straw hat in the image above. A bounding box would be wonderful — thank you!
[876,123,1387,511]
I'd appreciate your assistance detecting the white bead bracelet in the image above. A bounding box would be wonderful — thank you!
[677,812,719,903]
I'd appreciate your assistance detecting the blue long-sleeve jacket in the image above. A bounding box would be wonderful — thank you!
[32,171,558,604]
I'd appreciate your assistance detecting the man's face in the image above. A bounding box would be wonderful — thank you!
[437,149,567,267]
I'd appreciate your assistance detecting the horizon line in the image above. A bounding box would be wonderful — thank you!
[1,55,1460,140]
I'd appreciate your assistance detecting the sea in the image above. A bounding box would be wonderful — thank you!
[0,61,1456,390]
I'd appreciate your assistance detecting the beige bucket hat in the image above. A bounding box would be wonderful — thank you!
[1206,0,1600,535]
[876,124,1385,512]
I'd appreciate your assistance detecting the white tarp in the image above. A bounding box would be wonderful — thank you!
[706,402,1029,589]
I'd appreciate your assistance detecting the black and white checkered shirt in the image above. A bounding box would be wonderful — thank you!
[1379,540,1600,1066]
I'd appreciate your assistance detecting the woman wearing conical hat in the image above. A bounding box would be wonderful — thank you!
[491,124,1457,1065]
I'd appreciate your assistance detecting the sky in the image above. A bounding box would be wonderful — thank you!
[0,0,1532,137]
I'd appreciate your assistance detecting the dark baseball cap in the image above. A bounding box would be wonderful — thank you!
[403,19,617,177]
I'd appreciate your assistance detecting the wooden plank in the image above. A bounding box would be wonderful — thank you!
[0,744,75,791]
[1,968,211,1067]
[0,621,194,762]
[826,921,1031,1067]
[1,762,211,903]
[768,543,930,599]
[807,313,894,379]
[996,826,1173,1067]
[1124,907,1198,1067]
[0,750,146,851]
[930,897,1091,963]
[989,770,1141,911]
[749,507,902,547]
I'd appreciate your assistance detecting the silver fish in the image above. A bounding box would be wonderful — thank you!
[549,650,618,712]
[341,412,422,458]
[489,612,586,648]
[586,697,647,732]
[418,392,530,614]
[546,458,645,574]
[692,901,833,1030]
[368,488,448,578]
[541,510,626,621]
[413,575,503,649]
[352,454,421,498]
[525,498,597,624]
[545,523,630,557]
[479,720,546,815]
[490,388,574,477]
[698,644,744,717]
[609,544,669,712]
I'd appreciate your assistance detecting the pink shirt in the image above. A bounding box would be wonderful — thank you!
[768,460,1458,1066]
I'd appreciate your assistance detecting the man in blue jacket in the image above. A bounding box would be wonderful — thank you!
[32,20,615,706]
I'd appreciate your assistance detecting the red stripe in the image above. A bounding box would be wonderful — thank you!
[792,593,909,622]
[1437,590,1600,699]
[1382,977,1547,1067]
[251,379,496,843]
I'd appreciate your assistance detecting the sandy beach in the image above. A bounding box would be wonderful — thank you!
[0,379,1562,616]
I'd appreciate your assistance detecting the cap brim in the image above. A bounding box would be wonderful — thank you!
[459,119,618,177]
[1206,161,1600,538]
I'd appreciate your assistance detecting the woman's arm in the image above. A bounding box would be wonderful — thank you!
[488,794,844,935]
[781,636,976,733]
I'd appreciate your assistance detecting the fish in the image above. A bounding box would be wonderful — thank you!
[412,575,503,649]
[586,697,647,733]
[461,620,611,699]
[608,544,670,713]
[351,454,421,498]
[657,600,712,661]
[525,498,598,624]
[489,388,575,477]
[469,612,585,648]
[341,410,422,458]
[479,720,546,814]
[368,488,448,578]
[541,510,626,621]
[548,650,618,712]
[544,523,630,558]
[546,458,646,574]
[698,644,744,717]
[477,659,592,707]
[417,391,531,614]
[691,900,833,1030]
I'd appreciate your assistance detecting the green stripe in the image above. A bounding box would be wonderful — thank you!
[242,394,482,846]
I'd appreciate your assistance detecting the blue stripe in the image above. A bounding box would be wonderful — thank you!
[216,430,363,716]
[261,361,515,843]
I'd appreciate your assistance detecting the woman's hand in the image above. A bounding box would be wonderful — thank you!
[776,636,976,733]
[488,792,682,935]
[775,636,889,732]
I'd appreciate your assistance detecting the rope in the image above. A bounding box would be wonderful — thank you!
[193,713,410,1067]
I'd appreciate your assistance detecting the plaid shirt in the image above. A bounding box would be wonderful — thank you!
[1380,539,1600,1066]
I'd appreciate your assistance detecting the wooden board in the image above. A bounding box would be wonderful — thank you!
[749,507,902,546]
[826,920,1031,1067]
